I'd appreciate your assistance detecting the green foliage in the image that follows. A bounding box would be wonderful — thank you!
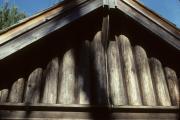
[0,2,27,30]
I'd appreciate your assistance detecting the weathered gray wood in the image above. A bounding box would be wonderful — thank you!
[24,68,43,104]
[107,40,127,105]
[0,0,103,60]
[42,57,59,104]
[117,35,142,105]
[164,67,179,106]
[134,46,157,106]
[149,58,171,106]
[0,106,179,120]
[8,78,25,103]
[0,91,1,101]
[0,89,9,102]
[58,49,77,104]
[116,0,180,50]
[77,41,91,104]
[90,31,108,105]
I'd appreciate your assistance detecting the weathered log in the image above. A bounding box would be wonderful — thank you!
[57,49,77,104]
[118,35,142,105]
[90,31,108,104]
[24,68,43,104]
[107,40,127,105]
[134,46,157,106]
[164,67,179,106]
[0,89,8,102]
[8,78,25,103]
[149,58,171,106]
[77,41,91,104]
[42,57,59,104]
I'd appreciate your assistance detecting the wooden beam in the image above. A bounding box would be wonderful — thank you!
[0,0,103,60]
[0,104,179,119]
[116,0,180,50]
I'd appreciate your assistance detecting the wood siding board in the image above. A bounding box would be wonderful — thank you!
[149,58,171,106]
[24,68,43,104]
[117,35,142,105]
[107,40,127,105]
[164,67,180,106]
[42,57,59,104]
[134,46,157,106]
[8,78,25,103]
[58,49,77,104]
[90,31,108,105]
[0,89,9,103]
[77,40,91,104]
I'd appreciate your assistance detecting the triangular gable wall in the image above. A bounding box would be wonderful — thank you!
[0,0,179,119]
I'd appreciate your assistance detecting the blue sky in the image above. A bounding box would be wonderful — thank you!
[0,0,180,28]
[139,0,180,28]
[0,0,60,16]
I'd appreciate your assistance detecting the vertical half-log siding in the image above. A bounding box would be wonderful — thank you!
[0,33,179,108]
[77,41,91,104]
[58,49,77,104]
[118,35,142,105]
[24,68,43,103]
[134,46,157,106]
[107,40,127,105]
[0,89,8,102]
[8,78,25,103]
[42,57,59,104]
[164,67,180,106]
[90,31,108,104]
[149,58,171,106]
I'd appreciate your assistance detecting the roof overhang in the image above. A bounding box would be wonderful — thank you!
[0,0,179,60]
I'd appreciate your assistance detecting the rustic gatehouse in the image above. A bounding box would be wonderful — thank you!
[0,0,179,119]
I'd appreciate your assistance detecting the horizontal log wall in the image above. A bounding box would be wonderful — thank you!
[0,32,179,108]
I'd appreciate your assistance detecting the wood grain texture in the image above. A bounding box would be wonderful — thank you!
[58,49,77,104]
[107,40,127,105]
[77,41,91,104]
[149,58,171,106]
[42,57,59,104]
[24,68,43,104]
[0,89,9,102]
[118,35,142,105]
[8,78,25,103]
[164,67,179,106]
[134,46,157,106]
[90,31,108,105]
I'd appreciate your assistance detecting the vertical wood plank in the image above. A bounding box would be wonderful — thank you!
[42,57,59,104]
[0,91,1,101]
[0,89,8,102]
[149,58,171,106]
[24,68,43,104]
[164,67,179,106]
[57,49,77,104]
[90,31,108,105]
[107,40,127,105]
[134,46,157,106]
[77,41,91,104]
[102,15,109,49]
[118,35,142,105]
[8,78,25,103]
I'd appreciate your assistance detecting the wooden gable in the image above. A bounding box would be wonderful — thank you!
[0,0,179,119]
